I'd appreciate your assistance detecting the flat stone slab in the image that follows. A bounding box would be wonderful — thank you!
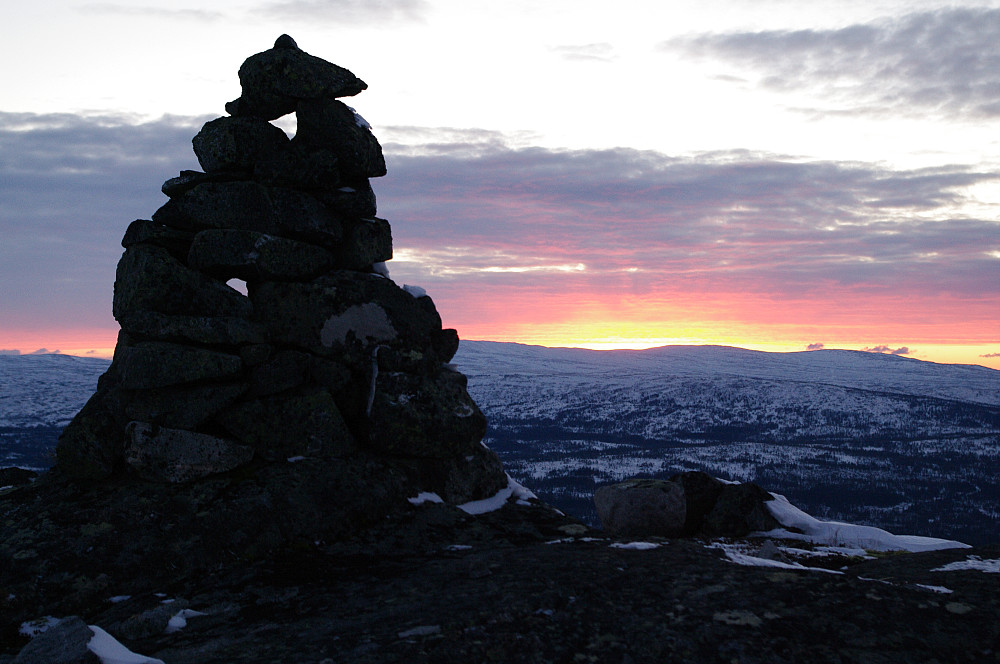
[124,422,254,483]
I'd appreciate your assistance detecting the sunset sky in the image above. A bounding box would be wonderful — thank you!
[1,0,998,368]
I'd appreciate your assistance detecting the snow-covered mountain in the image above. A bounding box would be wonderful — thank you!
[0,353,109,469]
[0,354,109,428]
[1,344,997,544]
[452,341,999,546]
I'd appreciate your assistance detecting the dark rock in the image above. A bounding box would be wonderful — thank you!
[434,328,461,363]
[11,616,97,664]
[368,369,487,458]
[251,271,442,363]
[115,599,189,640]
[248,349,312,396]
[266,186,344,246]
[161,169,246,198]
[167,181,276,233]
[334,217,392,270]
[273,33,297,49]
[437,443,507,503]
[167,182,346,248]
[187,229,335,282]
[0,467,38,488]
[115,341,243,390]
[113,245,252,321]
[117,311,265,347]
[192,116,289,173]
[593,478,687,537]
[240,343,273,367]
[295,98,386,179]
[308,355,352,392]
[313,179,377,218]
[120,382,247,430]
[670,471,726,536]
[214,389,355,460]
[124,422,255,483]
[702,482,782,537]
[226,39,367,120]
[120,219,194,259]
[151,197,197,230]
[253,143,342,190]
[56,375,124,481]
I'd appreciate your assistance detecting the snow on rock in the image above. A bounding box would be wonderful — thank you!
[761,493,971,552]
[347,106,372,130]
[398,625,441,638]
[88,625,165,664]
[457,474,536,515]
[408,491,444,505]
[403,284,427,298]
[932,556,1000,573]
[610,541,661,551]
[164,609,207,634]
[708,542,843,575]
[18,616,60,637]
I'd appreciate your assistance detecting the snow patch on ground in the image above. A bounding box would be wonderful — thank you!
[708,542,844,574]
[610,541,661,551]
[932,556,1000,573]
[762,493,971,552]
[408,491,444,505]
[88,625,164,664]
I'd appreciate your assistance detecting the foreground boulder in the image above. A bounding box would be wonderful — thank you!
[595,472,781,538]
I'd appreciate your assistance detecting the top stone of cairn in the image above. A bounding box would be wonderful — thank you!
[225,34,368,120]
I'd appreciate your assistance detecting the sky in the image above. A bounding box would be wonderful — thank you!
[1,0,998,369]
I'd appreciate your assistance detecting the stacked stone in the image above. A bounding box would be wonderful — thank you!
[57,36,507,505]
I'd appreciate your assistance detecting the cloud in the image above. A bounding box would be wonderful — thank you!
[806,343,825,351]
[2,113,997,342]
[258,0,429,24]
[550,43,616,63]
[862,345,911,355]
[28,348,57,355]
[378,132,1000,303]
[0,349,21,355]
[981,353,1000,358]
[663,8,1000,119]
[79,3,224,20]
[0,112,206,328]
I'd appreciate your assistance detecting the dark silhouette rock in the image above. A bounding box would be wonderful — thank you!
[0,467,38,487]
[192,116,289,173]
[11,616,97,664]
[670,470,726,535]
[46,32,517,613]
[295,98,386,179]
[225,35,367,120]
[702,481,782,537]
[123,422,254,483]
[595,472,783,539]
[187,229,336,282]
[594,478,687,537]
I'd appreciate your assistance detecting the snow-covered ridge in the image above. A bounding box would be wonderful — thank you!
[454,341,999,406]
[0,354,109,428]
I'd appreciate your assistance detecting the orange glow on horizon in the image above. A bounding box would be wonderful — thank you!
[2,318,997,371]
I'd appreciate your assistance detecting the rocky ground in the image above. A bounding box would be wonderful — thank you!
[2,473,998,664]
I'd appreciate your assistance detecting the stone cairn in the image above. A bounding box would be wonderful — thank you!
[57,35,508,509]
